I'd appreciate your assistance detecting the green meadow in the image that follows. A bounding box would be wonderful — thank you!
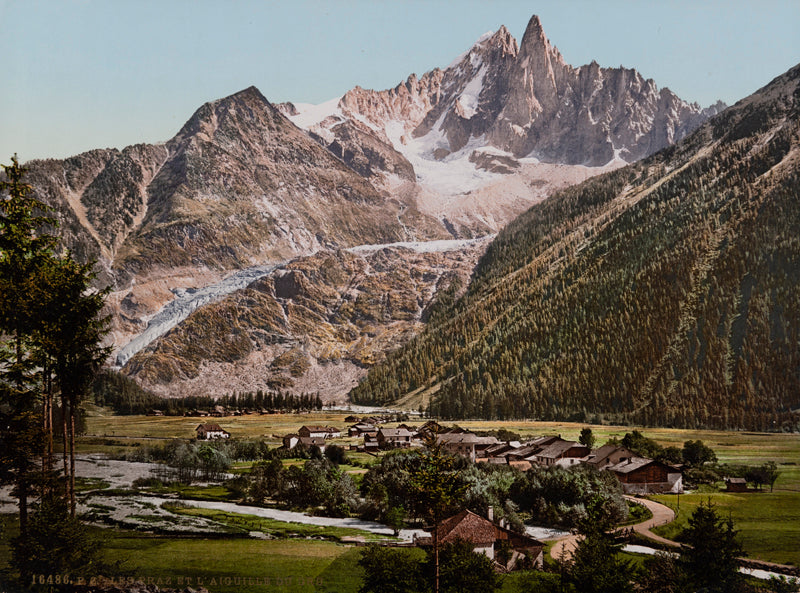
[650,490,800,566]
[97,534,364,593]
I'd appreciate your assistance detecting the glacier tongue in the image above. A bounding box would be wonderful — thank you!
[115,263,279,367]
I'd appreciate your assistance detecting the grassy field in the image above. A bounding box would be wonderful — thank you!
[100,533,364,593]
[0,514,364,593]
[650,490,800,566]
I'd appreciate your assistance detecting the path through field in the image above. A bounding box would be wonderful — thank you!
[548,496,676,561]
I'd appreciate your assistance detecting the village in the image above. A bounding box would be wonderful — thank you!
[194,417,685,496]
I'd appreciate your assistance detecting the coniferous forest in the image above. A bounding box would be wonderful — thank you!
[352,65,800,431]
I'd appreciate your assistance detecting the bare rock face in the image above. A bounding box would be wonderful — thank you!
[124,242,487,401]
[298,15,725,174]
[115,86,440,280]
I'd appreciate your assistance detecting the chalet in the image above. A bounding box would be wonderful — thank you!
[506,443,545,464]
[609,457,683,494]
[725,477,749,492]
[282,433,327,451]
[416,510,544,571]
[478,442,521,463]
[196,424,230,440]
[344,415,360,423]
[531,439,590,467]
[585,445,638,469]
[359,433,380,453]
[348,423,378,437]
[377,427,414,449]
[417,420,443,437]
[438,433,499,462]
[298,425,341,439]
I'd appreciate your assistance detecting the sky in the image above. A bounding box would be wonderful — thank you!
[1,0,798,161]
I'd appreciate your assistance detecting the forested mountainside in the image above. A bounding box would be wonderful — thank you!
[351,64,800,431]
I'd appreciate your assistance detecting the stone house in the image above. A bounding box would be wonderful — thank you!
[348,423,378,437]
[438,433,499,462]
[196,423,230,440]
[298,425,340,439]
[377,427,414,449]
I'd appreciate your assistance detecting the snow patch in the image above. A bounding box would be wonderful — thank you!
[288,96,343,130]
[458,65,487,119]
[447,30,495,69]
[385,115,502,195]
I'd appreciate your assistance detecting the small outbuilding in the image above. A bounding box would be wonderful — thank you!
[725,477,749,492]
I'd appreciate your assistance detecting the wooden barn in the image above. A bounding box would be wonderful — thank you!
[609,457,683,494]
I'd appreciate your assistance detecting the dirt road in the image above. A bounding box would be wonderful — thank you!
[548,495,678,561]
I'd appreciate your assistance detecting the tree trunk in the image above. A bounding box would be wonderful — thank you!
[69,396,76,517]
[62,395,69,504]
[433,511,440,593]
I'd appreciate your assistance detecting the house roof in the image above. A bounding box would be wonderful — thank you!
[608,457,656,474]
[435,510,498,545]
[529,435,561,447]
[301,425,336,432]
[507,444,543,459]
[197,424,225,432]
[430,510,545,549]
[586,444,637,465]
[484,443,518,457]
[726,477,747,484]
[379,428,414,438]
[350,423,377,430]
[536,440,588,460]
[418,420,443,433]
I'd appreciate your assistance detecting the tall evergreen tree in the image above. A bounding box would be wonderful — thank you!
[678,500,746,593]
[35,255,110,515]
[0,155,56,554]
[1,156,107,585]
[566,497,634,593]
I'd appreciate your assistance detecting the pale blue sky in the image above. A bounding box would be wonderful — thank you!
[1,0,798,161]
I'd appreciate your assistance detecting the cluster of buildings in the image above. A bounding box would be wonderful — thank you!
[198,416,683,495]
[349,422,683,495]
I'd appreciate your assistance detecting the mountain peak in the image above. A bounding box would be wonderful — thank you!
[485,25,518,57]
[230,85,269,103]
[520,14,547,46]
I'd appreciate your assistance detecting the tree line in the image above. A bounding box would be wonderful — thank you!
[92,369,323,415]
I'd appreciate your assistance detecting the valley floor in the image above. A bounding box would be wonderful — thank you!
[2,412,798,591]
